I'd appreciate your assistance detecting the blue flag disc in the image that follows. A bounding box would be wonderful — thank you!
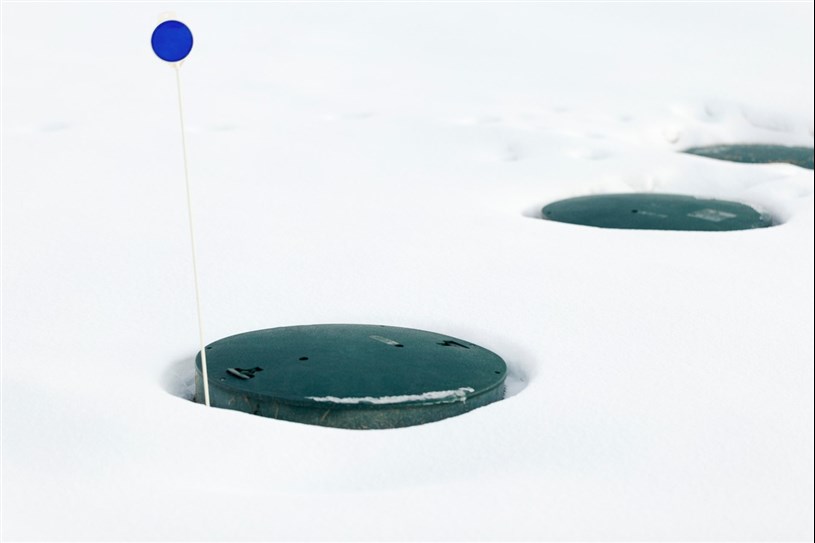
[151,20,193,62]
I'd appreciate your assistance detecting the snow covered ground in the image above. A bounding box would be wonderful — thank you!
[2,2,813,540]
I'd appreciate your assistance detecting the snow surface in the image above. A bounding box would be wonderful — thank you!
[2,2,814,540]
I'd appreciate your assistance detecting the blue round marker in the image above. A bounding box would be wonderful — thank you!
[151,20,193,62]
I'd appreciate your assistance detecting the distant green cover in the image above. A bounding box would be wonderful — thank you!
[542,193,773,231]
[684,144,813,170]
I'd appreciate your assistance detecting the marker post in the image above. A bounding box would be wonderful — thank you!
[151,20,210,406]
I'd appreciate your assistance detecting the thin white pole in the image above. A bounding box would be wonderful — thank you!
[175,63,210,407]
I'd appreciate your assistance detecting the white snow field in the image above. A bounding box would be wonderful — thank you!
[2,2,814,540]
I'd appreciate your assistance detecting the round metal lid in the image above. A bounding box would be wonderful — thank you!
[684,144,813,170]
[195,324,507,429]
[541,193,773,231]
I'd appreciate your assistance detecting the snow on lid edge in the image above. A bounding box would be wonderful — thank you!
[307,387,476,405]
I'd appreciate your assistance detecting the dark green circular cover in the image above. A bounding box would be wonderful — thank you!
[195,324,507,429]
[542,193,773,231]
[684,144,813,170]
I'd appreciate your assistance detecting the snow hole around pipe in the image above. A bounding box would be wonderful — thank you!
[162,356,197,401]
[683,144,814,170]
[530,193,775,231]
[161,324,527,429]
[162,354,529,403]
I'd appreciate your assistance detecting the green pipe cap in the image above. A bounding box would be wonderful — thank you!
[684,144,813,170]
[542,193,773,231]
[195,324,507,429]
